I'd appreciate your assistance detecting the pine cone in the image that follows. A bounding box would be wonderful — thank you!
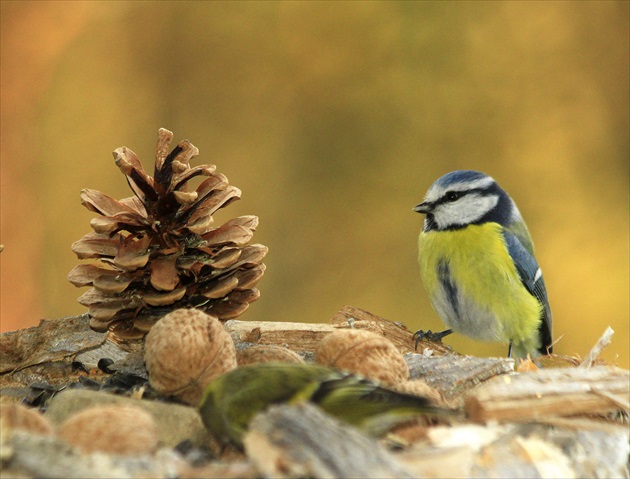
[68,128,267,341]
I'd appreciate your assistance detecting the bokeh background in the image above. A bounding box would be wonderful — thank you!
[1,1,628,367]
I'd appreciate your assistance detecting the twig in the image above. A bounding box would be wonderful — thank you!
[591,388,630,413]
[579,327,614,368]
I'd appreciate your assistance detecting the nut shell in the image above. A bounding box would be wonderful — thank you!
[237,345,305,366]
[58,405,158,455]
[0,403,53,435]
[393,379,444,405]
[315,329,408,386]
[144,308,237,405]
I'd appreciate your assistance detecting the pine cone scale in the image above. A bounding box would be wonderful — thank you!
[68,264,134,294]
[141,287,187,307]
[207,248,242,269]
[149,254,181,291]
[113,147,157,202]
[71,233,120,259]
[113,235,151,271]
[113,146,145,175]
[172,165,216,192]
[80,189,139,217]
[154,144,183,190]
[200,216,259,247]
[233,264,266,290]
[154,129,173,173]
[202,276,240,299]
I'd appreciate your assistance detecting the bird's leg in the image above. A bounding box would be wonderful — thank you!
[413,329,453,350]
[507,342,513,358]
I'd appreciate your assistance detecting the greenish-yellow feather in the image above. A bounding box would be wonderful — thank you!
[418,222,541,354]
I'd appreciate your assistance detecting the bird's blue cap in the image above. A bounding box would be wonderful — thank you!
[432,170,490,189]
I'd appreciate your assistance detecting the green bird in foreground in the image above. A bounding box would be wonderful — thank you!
[198,362,451,449]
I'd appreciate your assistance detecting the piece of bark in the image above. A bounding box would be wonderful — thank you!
[224,320,335,353]
[406,353,515,405]
[330,305,455,356]
[73,338,131,370]
[465,366,630,423]
[243,403,414,479]
[0,315,105,373]
[0,316,135,398]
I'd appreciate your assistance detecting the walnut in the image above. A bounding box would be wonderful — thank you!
[315,329,409,386]
[237,345,305,366]
[144,308,237,405]
[393,379,444,405]
[0,403,53,435]
[57,405,158,455]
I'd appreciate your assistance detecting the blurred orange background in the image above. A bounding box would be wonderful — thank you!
[1,1,628,367]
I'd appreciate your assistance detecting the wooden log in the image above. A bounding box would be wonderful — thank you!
[1,306,450,378]
[330,305,455,356]
[406,354,515,405]
[0,315,105,374]
[225,305,457,359]
[224,320,335,353]
[465,366,630,423]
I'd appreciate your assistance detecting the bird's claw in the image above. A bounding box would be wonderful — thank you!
[412,329,453,350]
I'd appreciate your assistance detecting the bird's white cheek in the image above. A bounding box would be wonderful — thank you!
[435,195,498,228]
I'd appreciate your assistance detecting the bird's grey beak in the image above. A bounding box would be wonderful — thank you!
[413,201,431,214]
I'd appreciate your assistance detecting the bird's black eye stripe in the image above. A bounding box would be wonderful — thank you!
[445,191,461,202]
[436,187,490,206]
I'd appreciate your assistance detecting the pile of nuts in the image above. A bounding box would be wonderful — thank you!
[144,308,442,406]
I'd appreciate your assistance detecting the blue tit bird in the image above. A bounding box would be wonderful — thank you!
[412,170,552,359]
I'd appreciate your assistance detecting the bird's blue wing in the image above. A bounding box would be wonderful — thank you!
[502,231,553,354]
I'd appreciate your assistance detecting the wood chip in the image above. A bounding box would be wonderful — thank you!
[465,366,629,422]
[244,403,414,479]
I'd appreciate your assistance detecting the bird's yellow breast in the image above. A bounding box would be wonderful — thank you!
[418,223,541,349]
